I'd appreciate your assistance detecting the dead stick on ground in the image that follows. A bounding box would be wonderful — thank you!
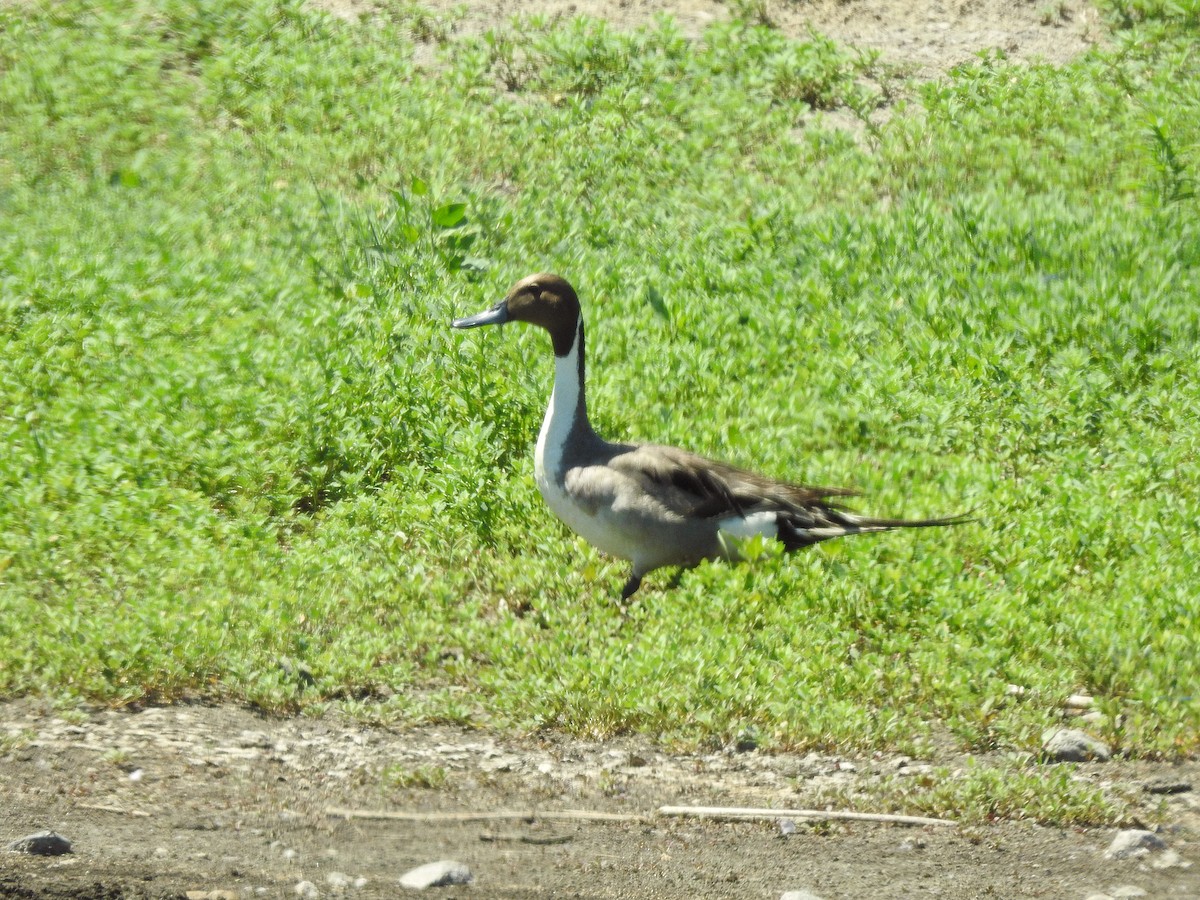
[480,833,575,845]
[326,805,952,827]
[325,808,647,824]
[658,805,955,827]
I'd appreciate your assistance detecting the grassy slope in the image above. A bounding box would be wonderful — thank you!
[1,0,1198,785]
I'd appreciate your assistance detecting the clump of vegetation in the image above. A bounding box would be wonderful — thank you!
[382,763,450,790]
[812,758,1131,827]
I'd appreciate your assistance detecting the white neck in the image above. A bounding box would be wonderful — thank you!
[534,323,586,485]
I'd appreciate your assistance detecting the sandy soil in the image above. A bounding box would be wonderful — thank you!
[313,0,1105,74]
[3,701,1198,899]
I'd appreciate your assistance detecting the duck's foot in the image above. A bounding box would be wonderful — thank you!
[619,573,642,603]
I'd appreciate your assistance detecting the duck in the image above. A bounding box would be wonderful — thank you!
[452,273,967,600]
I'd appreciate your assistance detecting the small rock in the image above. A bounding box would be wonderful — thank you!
[277,657,316,687]
[778,818,796,836]
[184,892,238,900]
[1065,693,1094,709]
[1104,829,1166,859]
[281,848,299,861]
[129,768,144,782]
[734,730,758,753]
[237,730,273,749]
[1143,777,1192,795]
[6,831,73,855]
[1083,894,1114,900]
[1150,849,1192,870]
[1041,728,1110,762]
[294,881,320,899]
[1108,887,1147,898]
[325,872,350,890]
[353,877,369,889]
[399,860,473,889]
[781,891,825,900]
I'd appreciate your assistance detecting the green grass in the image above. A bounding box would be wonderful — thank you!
[813,757,1129,827]
[1,0,1198,792]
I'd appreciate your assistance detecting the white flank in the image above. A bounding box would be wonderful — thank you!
[717,511,778,541]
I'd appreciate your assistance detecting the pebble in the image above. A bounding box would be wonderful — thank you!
[294,881,320,899]
[1109,887,1148,898]
[325,872,350,889]
[6,831,73,855]
[399,860,473,889]
[734,730,758,752]
[780,891,825,900]
[1104,829,1166,859]
[778,818,797,837]
[1041,728,1110,762]
[1150,849,1192,870]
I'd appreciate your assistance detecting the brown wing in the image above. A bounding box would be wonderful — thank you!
[606,444,857,520]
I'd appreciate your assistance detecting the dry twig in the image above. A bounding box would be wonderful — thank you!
[658,805,955,827]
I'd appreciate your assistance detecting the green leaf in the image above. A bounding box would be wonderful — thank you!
[410,176,429,197]
[432,203,467,228]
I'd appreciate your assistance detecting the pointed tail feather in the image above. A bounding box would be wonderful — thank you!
[778,509,972,551]
[844,511,974,530]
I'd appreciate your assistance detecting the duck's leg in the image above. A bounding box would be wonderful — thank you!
[619,572,643,602]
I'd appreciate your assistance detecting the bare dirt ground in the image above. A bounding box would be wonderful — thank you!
[314,0,1105,74]
[3,701,1198,899]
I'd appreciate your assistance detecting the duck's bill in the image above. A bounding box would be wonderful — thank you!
[452,302,508,329]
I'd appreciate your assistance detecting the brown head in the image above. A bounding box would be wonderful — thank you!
[452,273,581,357]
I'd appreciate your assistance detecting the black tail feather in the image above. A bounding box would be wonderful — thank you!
[778,509,972,552]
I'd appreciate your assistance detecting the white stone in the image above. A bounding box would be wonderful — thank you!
[781,892,825,900]
[398,860,473,890]
[1150,849,1192,869]
[1041,728,1110,762]
[294,881,320,899]
[1104,829,1166,859]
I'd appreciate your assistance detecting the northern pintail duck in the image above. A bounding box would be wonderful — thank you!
[453,273,967,600]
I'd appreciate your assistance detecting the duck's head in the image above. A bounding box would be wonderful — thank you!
[452,273,581,357]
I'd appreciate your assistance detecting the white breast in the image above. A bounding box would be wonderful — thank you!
[533,340,643,563]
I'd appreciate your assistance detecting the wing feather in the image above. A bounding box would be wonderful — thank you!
[606,444,856,520]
